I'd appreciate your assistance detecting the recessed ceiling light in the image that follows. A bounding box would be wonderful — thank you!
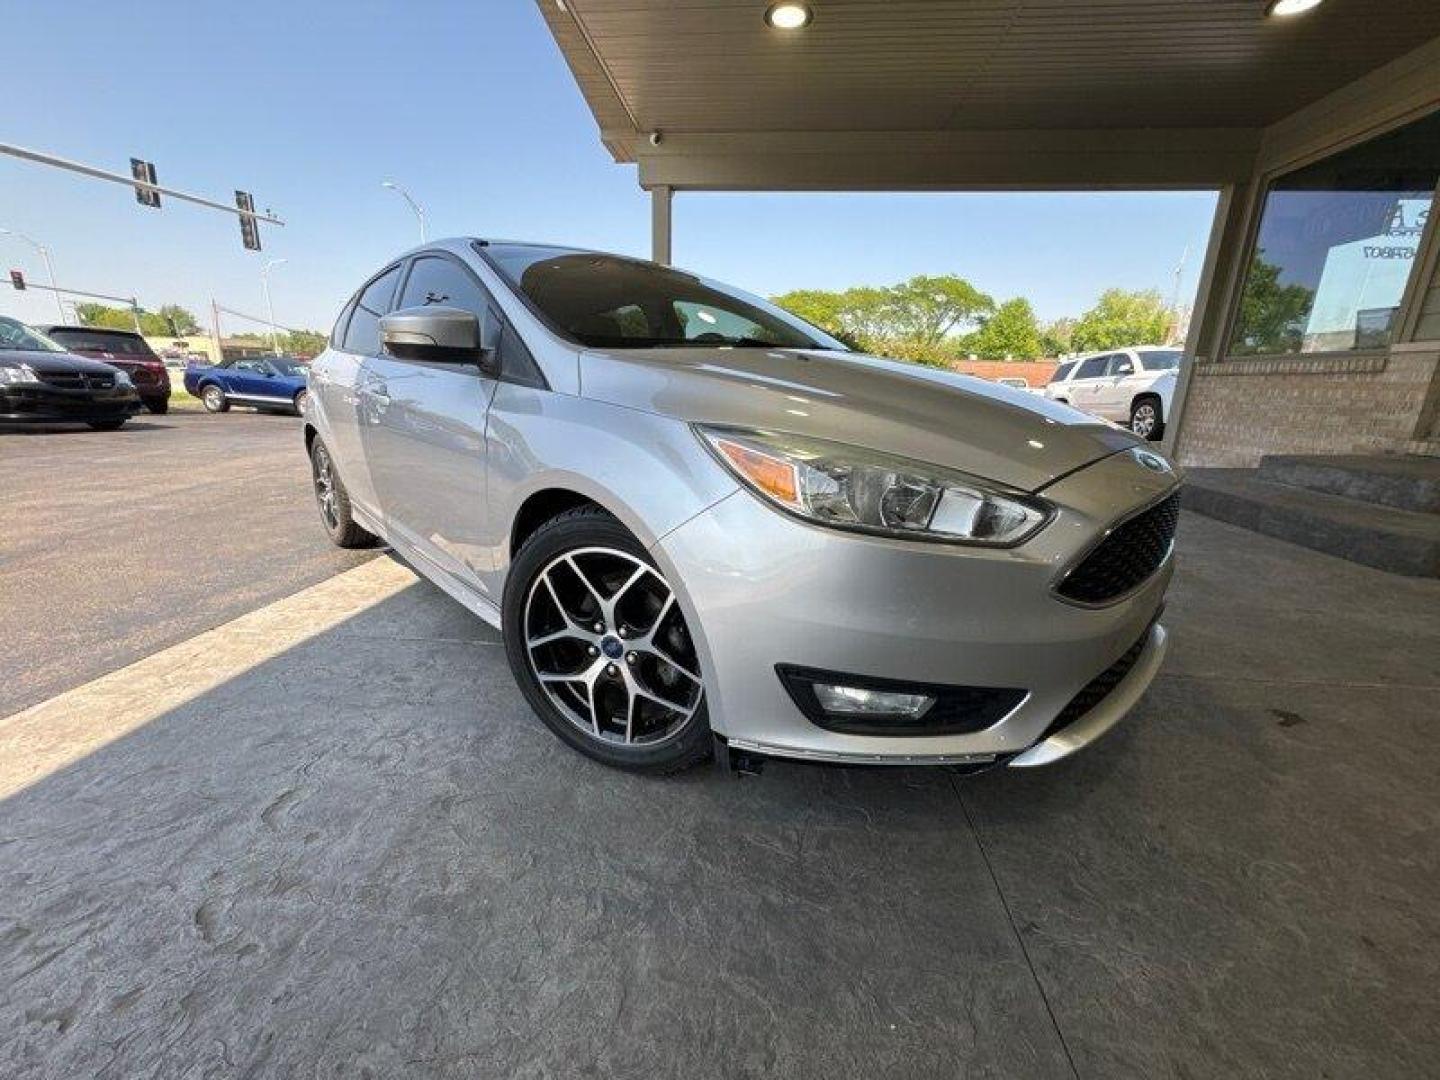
[765,3,812,30]
[1266,0,1323,17]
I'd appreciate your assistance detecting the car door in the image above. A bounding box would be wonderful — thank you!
[1092,352,1138,420]
[360,252,502,597]
[1065,354,1110,414]
[315,264,403,516]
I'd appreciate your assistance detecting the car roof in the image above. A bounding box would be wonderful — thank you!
[41,325,144,338]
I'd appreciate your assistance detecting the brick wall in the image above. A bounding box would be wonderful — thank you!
[950,360,1058,387]
[1178,347,1440,466]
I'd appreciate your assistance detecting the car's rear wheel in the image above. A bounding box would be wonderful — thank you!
[309,437,378,549]
[201,384,229,413]
[503,506,712,773]
[1130,395,1164,441]
[87,419,127,431]
[293,389,309,415]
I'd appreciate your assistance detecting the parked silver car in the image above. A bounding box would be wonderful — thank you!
[305,240,1180,774]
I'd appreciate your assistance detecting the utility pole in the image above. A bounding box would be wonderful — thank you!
[1169,244,1190,345]
[211,299,225,364]
[260,258,287,355]
[0,228,65,322]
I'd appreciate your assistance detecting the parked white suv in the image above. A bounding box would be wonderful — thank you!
[1044,346,1181,440]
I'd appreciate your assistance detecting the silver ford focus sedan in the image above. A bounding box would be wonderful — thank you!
[304,240,1179,775]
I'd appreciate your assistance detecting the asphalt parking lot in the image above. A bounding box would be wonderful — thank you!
[0,411,374,715]
[2,420,1439,1078]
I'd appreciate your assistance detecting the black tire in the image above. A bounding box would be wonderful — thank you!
[145,397,169,415]
[1130,395,1164,441]
[201,384,229,413]
[293,389,309,416]
[309,437,378,549]
[502,505,712,774]
[87,419,127,431]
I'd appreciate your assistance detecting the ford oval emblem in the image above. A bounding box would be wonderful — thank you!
[1133,449,1170,474]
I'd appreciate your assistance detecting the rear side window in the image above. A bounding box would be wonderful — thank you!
[1049,361,1075,384]
[341,265,401,355]
[46,329,155,356]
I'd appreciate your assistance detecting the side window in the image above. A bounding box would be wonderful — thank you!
[234,359,265,373]
[1049,361,1075,384]
[496,322,546,389]
[1106,353,1135,376]
[331,298,357,348]
[1075,355,1108,379]
[398,255,502,356]
[341,265,401,355]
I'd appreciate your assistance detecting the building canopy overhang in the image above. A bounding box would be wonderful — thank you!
[539,0,1440,191]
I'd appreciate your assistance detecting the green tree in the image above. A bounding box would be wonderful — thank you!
[1070,289,1173,352]
[1230,252,1314,356]
[880,275,994,347]
[75,302,202,337]
[1040,316,1076,357]
[966,297,1043,360]
[773,274,993,364]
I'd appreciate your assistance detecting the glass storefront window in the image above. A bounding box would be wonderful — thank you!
[1229,109,1440,357]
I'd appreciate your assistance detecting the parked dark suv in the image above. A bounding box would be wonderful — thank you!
[39,326,172,414]
[0,316,141,429]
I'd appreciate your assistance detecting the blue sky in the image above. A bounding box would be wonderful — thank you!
[2,0,1217,334]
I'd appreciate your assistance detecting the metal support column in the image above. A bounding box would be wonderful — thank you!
[651,185,672,265]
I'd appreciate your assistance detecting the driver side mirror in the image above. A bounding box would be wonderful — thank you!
[380,306,493,368]
[1114,361,1134,376]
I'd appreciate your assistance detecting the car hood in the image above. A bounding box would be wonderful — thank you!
[578,346,1144,493]
[1,350,120,376]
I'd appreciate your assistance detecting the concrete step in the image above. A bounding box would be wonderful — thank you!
[1257,454,1440,515]
[1184,469,1440,578]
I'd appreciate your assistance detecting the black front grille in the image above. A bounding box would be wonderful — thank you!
[1058,491,1180,604]
[1037,629,1149,744]
[37,371,115,390]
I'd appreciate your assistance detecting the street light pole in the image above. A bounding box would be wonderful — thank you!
[381,180,427,243]
[260,258,287,355]
[0,227,66,323]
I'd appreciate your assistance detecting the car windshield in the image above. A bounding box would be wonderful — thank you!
[1137,349,1182,371]
[270,358,308,376]
[44,329,153,356]
[0,316,67,353]
[482,243,846,351]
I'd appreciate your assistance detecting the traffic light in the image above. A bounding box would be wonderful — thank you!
[130,158,160,208]
[9,269,24,291]
[236,190,261,251]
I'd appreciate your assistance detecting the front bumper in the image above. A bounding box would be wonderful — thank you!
[0,385,142,423]
[654,448,1178,768]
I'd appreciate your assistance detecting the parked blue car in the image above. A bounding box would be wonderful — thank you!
[184,356,310,415]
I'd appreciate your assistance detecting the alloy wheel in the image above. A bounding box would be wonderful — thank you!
[312,444,340,531]
[1131,402,1158,438]
[203,386,224,411]
[523,546,703,746]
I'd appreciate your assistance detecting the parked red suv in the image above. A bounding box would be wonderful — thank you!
[38,326,171,414]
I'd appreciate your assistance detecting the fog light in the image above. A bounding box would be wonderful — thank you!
[813,683,934,719]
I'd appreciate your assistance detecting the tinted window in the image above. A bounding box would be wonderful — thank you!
[1075,355,1109,379]
[0,317,66,353]
[1106,354,1135,376]
[342,265,401,355]
[1136,350,1181,371]
[1049,361,1075,384]
[1229,109,1440,357]
[483,244,845,351]
[398,255,501,357]
[44,329,154,356]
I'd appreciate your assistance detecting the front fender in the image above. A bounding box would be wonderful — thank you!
[480,383,738,590]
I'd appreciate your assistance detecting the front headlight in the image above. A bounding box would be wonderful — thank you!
[697,426,1051,546]
[0,363,39,386]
